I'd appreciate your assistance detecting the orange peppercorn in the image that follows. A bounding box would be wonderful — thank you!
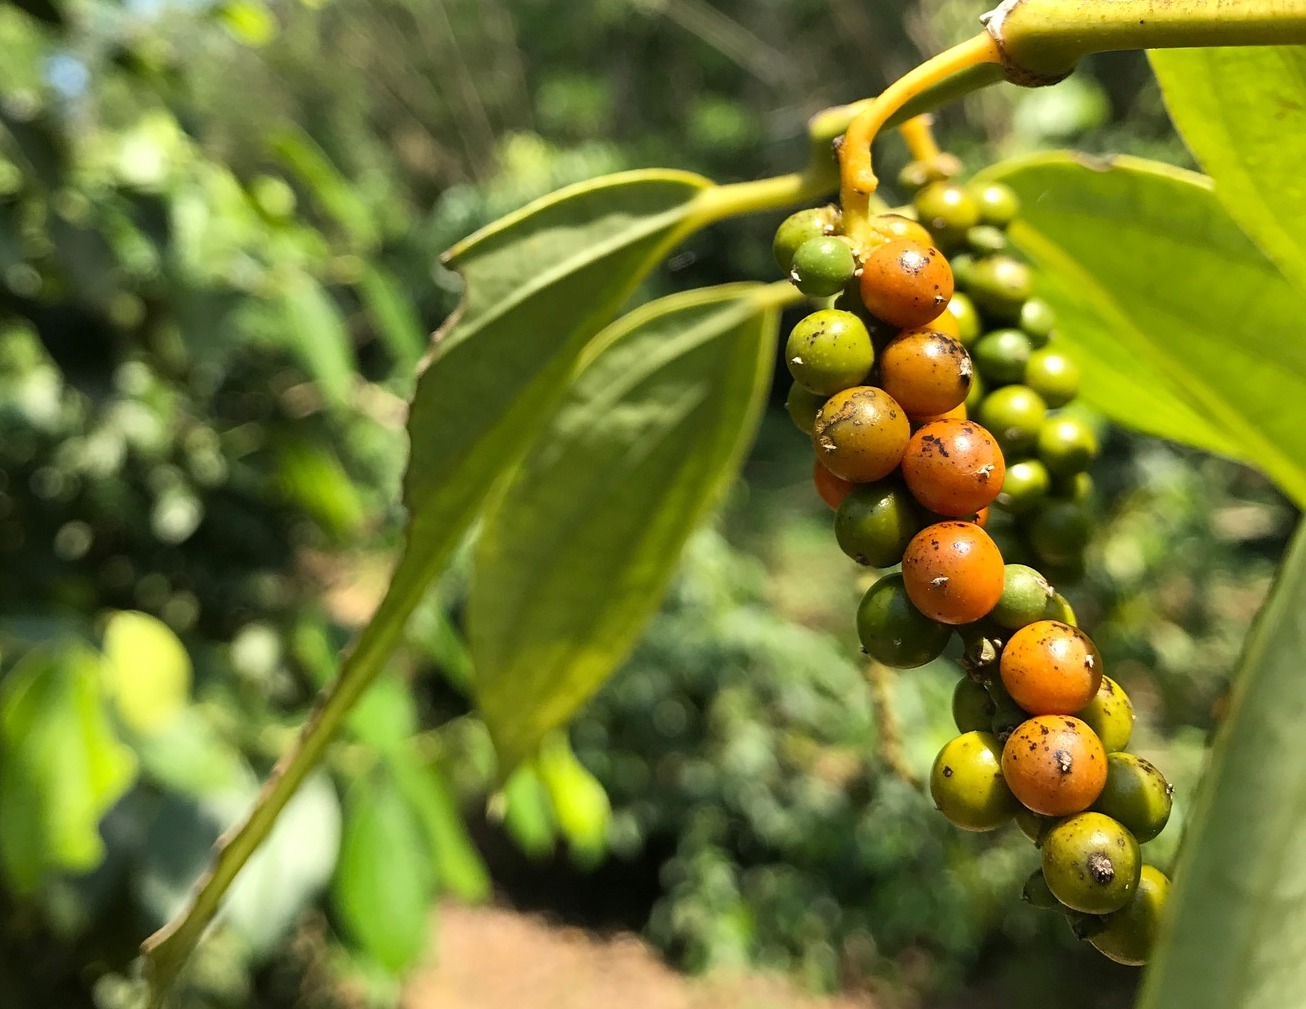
[1000,620,1103,715]
[859,239,955,330]
[1001,714,1108,816]
[877,329,974,419]
[813,459,855,510]
[901,520,1005,624]
[900,419,1005,517]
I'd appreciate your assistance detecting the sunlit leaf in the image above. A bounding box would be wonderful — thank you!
[981,152,1306,507]
[1140,520,1306,1009]
[470,282,784,767]
[101,611,190,735]
[1150,47,1306,297]
[0,645,137,891]
[276,273,356,406]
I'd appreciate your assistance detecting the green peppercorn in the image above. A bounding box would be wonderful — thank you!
[1089,865,1170,965]
[785,382,825,435]
[977,385,1048,457]
[968,255,1033,321]
[1022,867,1061,908]
[1077,675,1133,752]
[1025,348,1081,407]
[785,308,875,396]
[1041,812,1142,915]
[972,181,1021,228]
[1029,500,1093,568]
[952,675,995,733]
[993,563,1055,629]
[929,731,1019,831]
[834,480,926,567]
[1018,297,1057,345]
[913,181,980,250]
[856,572,952,668]
[972,328,1033,385]
[947,292,982,347]
[1092,752,1173,842]
[790,235,857,298]
[997,459,1052,515]
[967,224,1008,255]
[773,206,839,273]
[1038,415,1099,477]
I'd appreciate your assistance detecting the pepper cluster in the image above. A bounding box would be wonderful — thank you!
[774,171,1172,965]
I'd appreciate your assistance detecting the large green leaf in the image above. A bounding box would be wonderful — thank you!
[982,152,1306,507]
[0,645,137,891]
[276,273,357,406]
[469,282,784,767]
[331,767,432,973]
[101,610,190,736]
[1140,521,1306,1009]
[1150,47,1306,297]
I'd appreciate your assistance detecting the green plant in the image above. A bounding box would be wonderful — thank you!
[1,0,1299,1004]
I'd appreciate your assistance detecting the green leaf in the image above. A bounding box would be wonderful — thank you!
[100,611,191,735]
[131,709,246,796]
[276,273,357,406]
[6,0,64,28]
[367,170,712,722]
[331,767,432,973]
[499,763,556,860]
[1150,47,1306,297]
[388,748,491,903]
[270,129,378,249]
[0,645,137,891]
[469,282,784,767]
[982,152,1306,507]
[1139,520,1306,1009]
[344,675,417,755]
[214,0,276,46]
[357,264,427,372]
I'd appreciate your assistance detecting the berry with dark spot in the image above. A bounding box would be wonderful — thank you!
[878,329,974,419]
[859,238,955,329]
[901,521,1006,625]
[900,419,1006,517]
[1000,619,1103,715]
[785,308,875,396]
[1041,811,1142,914]
[929,731,1018,831]
[1001,714,1108,816]
[1089,864,1170,965]
[1077,675,1135,752]
[811,386,911,483]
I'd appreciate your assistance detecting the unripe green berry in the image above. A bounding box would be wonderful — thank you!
[993,563,1055,629]
[1042,812,1142,915]
[1092,752,1173,843]
[785,308,875,396]
[1029,500,1093,568]
[967,224,1008,255]
[1044,590,1077,626]
[790,235,857,298]
[1025,348,1080,407]
[997,459,1052,515]
[1038,415,1099,477]
[1089,865,1170,965]
[1018,297,1057,345]
[977,384,1048,457]
[785,382,824,435]
[914,181,980,249]
[1016,808,1054,847]
[968,255,1033,321]
[952,676,995,733]
[1022,868,1061,909]
[1077,675,1133,752]
[929,731,1019,831]
[834,480,925,568]
[947,292,982,347]
[856,572,951,668]
[973,328,1033,385]
[773,206,838,273]
[972,181,1021,228]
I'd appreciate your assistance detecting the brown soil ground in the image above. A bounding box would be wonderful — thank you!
[402,905,876,1009]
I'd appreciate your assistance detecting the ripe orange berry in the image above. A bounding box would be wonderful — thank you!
[811,386,911,483]
[870,213,934,247]
[1001,714,1108,816]
[901,521,1005,625]
[1000,620,1103,715]
[900,419,1005,517]
[926,307,962,339]
[859,239,954,330]
[877,329,973,419]
[813,459,854,510]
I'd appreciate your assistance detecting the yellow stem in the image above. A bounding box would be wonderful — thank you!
[840,32,1002,243]
[899,114,942,164]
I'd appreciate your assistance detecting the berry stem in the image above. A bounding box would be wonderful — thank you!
[867,659,923,790]
[839,32,1003,245]
[899,114,942,164]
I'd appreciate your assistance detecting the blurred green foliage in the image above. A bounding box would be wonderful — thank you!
[0,0,1296,1006]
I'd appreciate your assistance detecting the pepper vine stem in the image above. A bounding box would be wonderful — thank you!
[839,32,1002,246]
[899,115,942,165]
